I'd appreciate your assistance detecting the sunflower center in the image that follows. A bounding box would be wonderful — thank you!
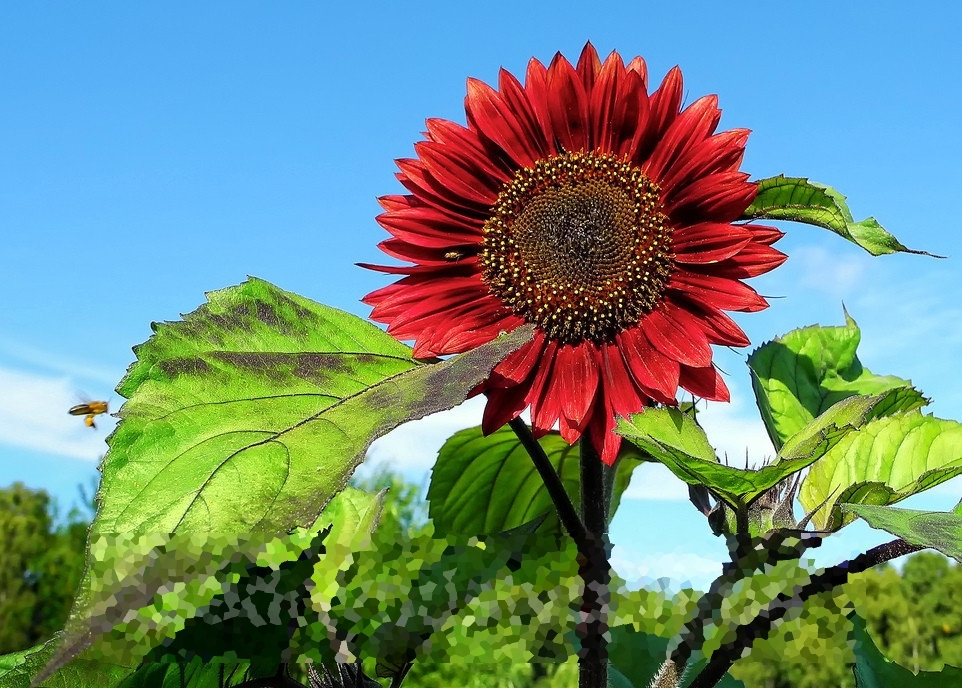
[479,151,674,344]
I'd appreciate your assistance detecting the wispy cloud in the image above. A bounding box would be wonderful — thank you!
[0,337,119,387]
[610,545,722,592]
[367,396,490,471]
[0,366,113,462]
[785,245,872,298]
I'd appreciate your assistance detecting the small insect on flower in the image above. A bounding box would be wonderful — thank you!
[68,401,109,429]
[444,251,465,262]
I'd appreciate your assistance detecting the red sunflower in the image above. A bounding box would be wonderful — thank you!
[361,44,786,466]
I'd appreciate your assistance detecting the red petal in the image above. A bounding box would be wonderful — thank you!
[415,140,501,206]
[679,364,730,402]
[377,208,482,246]
[465,76,544,169]
[641,302,714,367]
[673,222,753,263]
[576,42,602,91]
[644,94,721,186]
[527,340,562,435]
[615,328,680,402]
[665,171,757,224]
[626,56,649,89]
[672,296,751,347]
[745,223,785,246]
[668,269,769,312]
[481,381,532,434]
[706,243,788,279]
[599,343,645,416]
[488,331,549,386]
[524,57,556,153]
[395,159,491,219]
[550,343,600,426]
[546,53,590,152]
[588,51,650,157]
[634,66,682,163]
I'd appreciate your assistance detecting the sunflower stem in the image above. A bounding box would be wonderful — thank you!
[507,417,587,546]
[578,432,611,688]
[686,537,925,688]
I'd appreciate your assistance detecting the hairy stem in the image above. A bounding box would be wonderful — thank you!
[670,530,824,667]
[508,417,587,546]
[578,433,611,688]
[686,538,925,688]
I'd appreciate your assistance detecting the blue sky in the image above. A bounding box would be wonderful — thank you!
[3,2,962,589]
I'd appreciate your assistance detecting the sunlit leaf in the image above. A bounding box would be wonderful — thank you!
[842,500,962,564]
[0,636,133,688]
[748,311,927,450]
[102,277,533,535]
[615,397,893,511]
[428,425,645,535]
[743,176,941,257]
[800,411,962,531]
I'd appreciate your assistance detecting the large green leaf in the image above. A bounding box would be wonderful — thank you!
[842,500,962,563]
[748,311,927,450]
[851,612,962,687]
[0,636,133,688]
[608,626,744,688]
[614,397,892,512]
[427,425,645,535]
[100,277,533,534]
[742,176,940,257]
[800,411,962,531]
[35,489,381,685]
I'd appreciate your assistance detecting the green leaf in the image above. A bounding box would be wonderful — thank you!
[851,612,962,686]
[743,176,942,257]
[842,500,962,564]
[101,277,533,535]
[36,489,380,686]
[800,411,962,531]
[114,657,251,688]
[427,425,645,535]
[615,397,892,513]
[748,310,927,450]
[607,664,636,688]
[0,636,133,688]
[608,625,744,688]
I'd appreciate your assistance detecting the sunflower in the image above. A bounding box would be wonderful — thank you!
[362,44,786,465]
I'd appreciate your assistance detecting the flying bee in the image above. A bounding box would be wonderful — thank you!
[69,400,109,429]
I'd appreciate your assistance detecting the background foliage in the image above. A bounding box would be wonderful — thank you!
[3,476,961,687]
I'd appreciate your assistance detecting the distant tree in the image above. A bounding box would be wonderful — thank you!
[0,481,91,654]
[349,464,428,537]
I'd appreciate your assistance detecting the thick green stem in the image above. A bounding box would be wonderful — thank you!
[578,433,611,688]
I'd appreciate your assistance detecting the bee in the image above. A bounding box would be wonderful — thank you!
[444,251,465,262]
[69,400,109,429]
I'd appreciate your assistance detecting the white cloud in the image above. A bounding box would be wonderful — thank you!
[610,545,723,591]
[695,395,777,468]
[367,396,490,471]
[788,245,871,297]
[622,463,690,500]
[0,366,113,462]
[0,337,118,387]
